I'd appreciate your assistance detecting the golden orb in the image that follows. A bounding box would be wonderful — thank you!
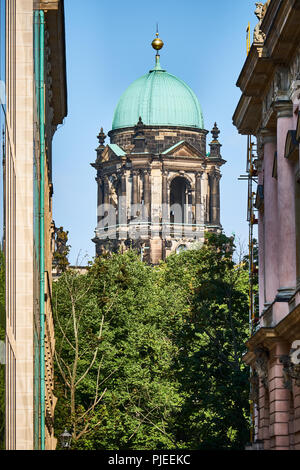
[151,35,164,51]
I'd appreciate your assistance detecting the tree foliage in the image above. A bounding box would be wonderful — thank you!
[53,233,250,450]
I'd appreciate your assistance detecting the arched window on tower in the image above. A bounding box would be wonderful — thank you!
[169,176,191,228]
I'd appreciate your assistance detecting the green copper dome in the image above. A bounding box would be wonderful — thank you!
[112,57,204,130]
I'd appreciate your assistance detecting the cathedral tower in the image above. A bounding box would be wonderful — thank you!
[92,33,225,264]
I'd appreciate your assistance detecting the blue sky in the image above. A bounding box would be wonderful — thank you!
[52,0,258,265]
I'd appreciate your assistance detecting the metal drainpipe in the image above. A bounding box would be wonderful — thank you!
[33,10,40,450]
[39,9,45,451]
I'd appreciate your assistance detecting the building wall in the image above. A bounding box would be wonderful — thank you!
[1,0,67,450]
[6,0,33,449]
[233,0,300,450]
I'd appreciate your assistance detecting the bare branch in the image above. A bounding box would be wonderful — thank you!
[74,315,104,387]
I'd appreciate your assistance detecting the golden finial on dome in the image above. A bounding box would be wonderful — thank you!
[151,24,164,51]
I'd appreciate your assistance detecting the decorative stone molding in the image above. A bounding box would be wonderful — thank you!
[168,172,194,188]
[260,128,276,146]
[274,66,290,103]
[254,345,269,389]
[289,47,300,102]
[290,80,300,104]
[262,80,274,124]
[273,100,293,119]
[279,353,300,388]
[279,355,293,390]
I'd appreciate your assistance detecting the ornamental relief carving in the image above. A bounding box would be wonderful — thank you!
[274,67,290,101]
[262,67,292,123]
[253,3,266,45]
[254,345,269,389]
[249,371,259,405]
[289,48,300,102]
[280,347,300,390]
[262,80,274,123]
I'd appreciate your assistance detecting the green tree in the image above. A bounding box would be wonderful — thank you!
[54,252,182,450]
[162,233,250,449]
[53,233,250,450]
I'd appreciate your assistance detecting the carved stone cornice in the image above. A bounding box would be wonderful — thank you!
[36,0,67,126]
[279,353,300,389]
[234,2,300,136]
[261,0,300,62]
[273,100,293,119]
[259,128,276,145]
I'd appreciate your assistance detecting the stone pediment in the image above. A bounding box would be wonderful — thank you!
[162,140,203,158]
[101,144,126,162]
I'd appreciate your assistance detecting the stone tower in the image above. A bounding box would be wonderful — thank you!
[91,34,225,264]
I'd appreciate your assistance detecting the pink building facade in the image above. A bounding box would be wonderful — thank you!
[233,0,300,450]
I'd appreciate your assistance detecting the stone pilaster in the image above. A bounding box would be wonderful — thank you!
[131,169,139,219]
[261,130,279,308]
[274,101,296,305]
[96,178,103,225]
[103,176,110,205]
[195,171,202,226]
[143,169,151,222]
[118,172,127,228]
[295,173,300,290]
[294,384,300,450]
[209,170,220,226]
[269,342,291,450]
[162,170,169,225]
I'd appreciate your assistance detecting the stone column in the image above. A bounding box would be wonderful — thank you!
[258,207,265,316]
[162,170,169,226]
[131,169,139,219]
[195,172,202,226]
[103,176,110,221]
[191,188,195,225]
[294,384,300,450]
[202,172,209,223]
[97,177,103,225]
[103,176,110,205]
[118,172,127,230]
[295,174,300,290]
[259,387,270,449]
[261,130,279,307]
[143,169,151,222]
[275,102,296,304]
[209,171,219,225]
[215,173,221,226]
[269,341,291,450]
